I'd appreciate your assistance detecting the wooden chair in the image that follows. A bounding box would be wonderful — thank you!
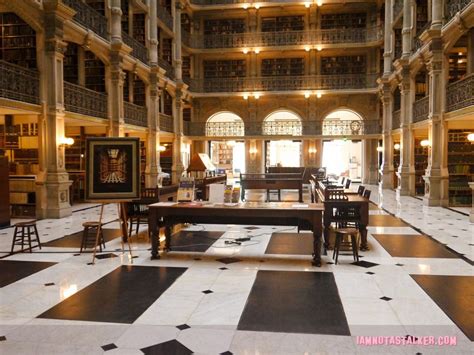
[333,228,360,264]
[363,189,371,199]
[357,185,365,196]
[128,188,160,240]
[11,221,41,253]
[80,221,105,253]
[344,178,352,189]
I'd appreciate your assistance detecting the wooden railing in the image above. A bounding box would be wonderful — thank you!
[446,74,474,112]
[124,102,147,127]
[159,113,174,132]
[0,60,40,105]
[62,0,109,40]
[413,96,430,123]
[64,82,107,118]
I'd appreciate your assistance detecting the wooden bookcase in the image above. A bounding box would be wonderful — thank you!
[261,16,304,32]
[394,28,402,59]
[140,140,146,186]
[321,55,366,75]
[85,0,105,16]
[414,138,428,195]
[0,12,37,69]
[448,52,467,84]
[203,19,245,35]
[84,50,106,92]
[203,60,246,78]
[162,37,172,64]
[415,71,427,100]
[133,13,146,45]
[0,156,9,227]
[133,74,146,106]
[393,144,400,188]
[448,130,473,206]
[121,0,129,34]
[320,13,366,29]
[182,13,191,33]
[261,58,304,76]
[163,90,173,116]
[160,0,172,14]
[183,107,191,122]
[415,0,428,34]
[182,56,191,80]
[64,43,79,84]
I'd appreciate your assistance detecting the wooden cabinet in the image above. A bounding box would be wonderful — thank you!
[9,176,36,218]
[0,157,9,227]
[448,130,473,206]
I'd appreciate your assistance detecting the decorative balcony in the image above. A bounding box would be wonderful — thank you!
[183,27,382,49]
[393,0,403,20]
[0,60,40,105]
[263,120,302,136]
[206,121,244,136]
[413,96,430,123]
[190,0,306,4]
[122,31,148,64]
[64,82,107,118]
[392,110,401,130]
[322,120,381,136]
[124,102,147,127]
[446,74,474,112]
[158,58,175,80]
[445,0,471,22]
[157,3,173,30]
[62,0,109,40]
[189,74,378,93]
[159,113,174,132]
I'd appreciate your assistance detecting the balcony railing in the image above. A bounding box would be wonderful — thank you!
[206,121,244,136]
[191,0,308,4]
[159,113,174,132]
[393,0,403,20]
[62,0,109,40]
[183,27,382,49]
[124,102,147,127]
[158,58,175,80]
[413,96,429,123]
[445,0,471,22]
[322,119,380,136]
[413,22,430,51]
[64,81,107,118]
[189,74,378,93]
[446,74,474,112]
[0,60,39,105]
[263,120,302,136]
[157,3,173,30]
[122,31,148,64]
[392,110,401,130]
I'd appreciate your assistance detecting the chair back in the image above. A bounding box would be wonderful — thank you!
[327,189,348,201]
[363,189,371,199]
[345,178,352,189]
[357,185,365,196]
[340,176,346,186]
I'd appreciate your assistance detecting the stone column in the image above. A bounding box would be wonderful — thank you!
[302,140,319,167]
[397,67,416,195]
[362,139,380,185]
[36,2,74,219]
[402,0,413,57]
[245,139,264,174]
[171,90,185,183]
[174,0,183,82]
[379,83,394,189]
[469,182,474,223]
[383,0,393,75]
[145,74,161,188]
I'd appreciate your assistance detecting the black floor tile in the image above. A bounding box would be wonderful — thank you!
[265,233,313,255]
[38,265,186,324]
[372,234,458,259]
[238,270,350,335]
[216,257,242,264]
[0,260,56,288]
[411,275,474,341]
[351,260,378,268]
[42,229,122,248]
[101,343,118,351]
[368,215,408,227]
[170,230,224,252]
[141,340,192,355]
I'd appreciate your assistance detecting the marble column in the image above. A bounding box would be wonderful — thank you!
[379,83,394,189]
[362,139,379,185]
[171,90,184,183]
[174,0,183,82]
[145,75,161,188]
[401,0,413,58]
[383,0,393,75]
[245,139,264,174]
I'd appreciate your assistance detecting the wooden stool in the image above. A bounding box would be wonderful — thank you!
[80,221,106,253]
[11,221,41,253]
[333,228,359,264]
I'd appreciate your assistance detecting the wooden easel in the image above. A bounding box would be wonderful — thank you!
[90,201,134,265]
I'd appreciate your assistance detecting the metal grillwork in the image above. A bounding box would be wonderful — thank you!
[262,120,302,136]
[206,121,245,137]
[446,74,474,112]
[0,60,39,105]
[392,110,401,130]
[413,22,430,51]
[62,0,109,40]
[122,31,148,64]
[413,96,430,123]
[393,0,403,19]
[191,0,307,4]
[322,120,380,136]
[445,0,471,21]
[157,3,173,30]
[159,113,174,132]
[64,82,107,118]
[158,58,175,80]
[124,102,147,127]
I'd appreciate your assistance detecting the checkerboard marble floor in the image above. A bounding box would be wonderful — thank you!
[0,186,472,354]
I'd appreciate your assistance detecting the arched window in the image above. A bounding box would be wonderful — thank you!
[206,112,244,137]
[322,110,363,136]
[263,110,302,136]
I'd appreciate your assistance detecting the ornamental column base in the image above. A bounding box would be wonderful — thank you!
[396,169,416,197]
[36,172,72,219]
[422,171,449,207]
[379,167,395,190]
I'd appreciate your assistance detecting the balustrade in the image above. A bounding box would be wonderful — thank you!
[446,74,474,112]
[206,121,244,136]
[262,120,302,136]
[159,113,174,132]
[64,82,107,118]
[124,102,147,127]
[62,0,109,40]
[122,31,148,64]
[0,60,40,105]
[158,58,175,80]
[412,96,429,123]
[322,119,380,136]
[445,0,471,21]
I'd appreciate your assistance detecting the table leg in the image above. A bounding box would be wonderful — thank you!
[241,187,245,201]
[149,212,160,259]
[299,188,303,203]
[359,224,369,251]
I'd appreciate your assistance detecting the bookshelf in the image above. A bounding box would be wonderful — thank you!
[163,90,173,116]
[448,130,473,206]
[261,58,304,76]
[261,16,304,32]
[182,13,191,33]
[162,37,172,65]
[84,50,106,92]
[448,51,467,84]
[85,0,105,16]
[414,138,428,195]
[140,140,146,186]
[321,55,366,75]
[0,12,37,69]
[64,43,79,84]
[415,0,428,34]
[203,60,246,78]
[160,144,172,181]
[133,74,146,106]
[123,71,131,102]
[160,0,172,14]
[394,28,402,59]
[182,56,191,80]
[204,19,245,35]
[320,13,367,29]
[183,107,191,122]
[133,13,146,45]
[393,144,400,188]
[121,0,129,34]
[415,70,427,100]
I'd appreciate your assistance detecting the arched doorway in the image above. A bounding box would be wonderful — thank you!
[263,110,303,168]
[206,112,245,173]
[322,109,364,181]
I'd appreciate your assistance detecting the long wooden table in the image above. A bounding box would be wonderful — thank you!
[148,201,325,266]
[240,173,303,202]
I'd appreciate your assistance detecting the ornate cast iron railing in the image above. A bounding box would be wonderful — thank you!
[124,101,147,127]
[64,81,107,118]
[262,120,302,136]
[322,119,380,136]
[157,3,173,30]
[62,0,109,40]
[445,0,471,21]
[393,0,403,19]
[0,60,40,105]
[191,0,309,4]
[158,58,175,80]
[122,31,148,64]
[189,74,377,93]
[413,96,430,122]
[206,121,245,136]
[446,74,474,112]
[159,113,174,132]
[392,110,401,130]
[413,22,430,51]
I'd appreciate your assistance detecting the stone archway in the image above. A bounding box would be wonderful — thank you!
[262,110,302,136]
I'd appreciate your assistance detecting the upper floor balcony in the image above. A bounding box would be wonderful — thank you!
[124,102,148,127]
[446,74,474,113]
[445,0,472,23]
[159,113,174,133]
[188,74,378,94]
[182,27,382,50]
[413,96,429,123]
[64,82,108,119]
[0,60,40,105]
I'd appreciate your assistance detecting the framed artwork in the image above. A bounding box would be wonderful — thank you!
[85,137,140,201]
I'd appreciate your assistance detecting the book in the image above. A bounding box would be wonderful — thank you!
[177,177,195,202]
